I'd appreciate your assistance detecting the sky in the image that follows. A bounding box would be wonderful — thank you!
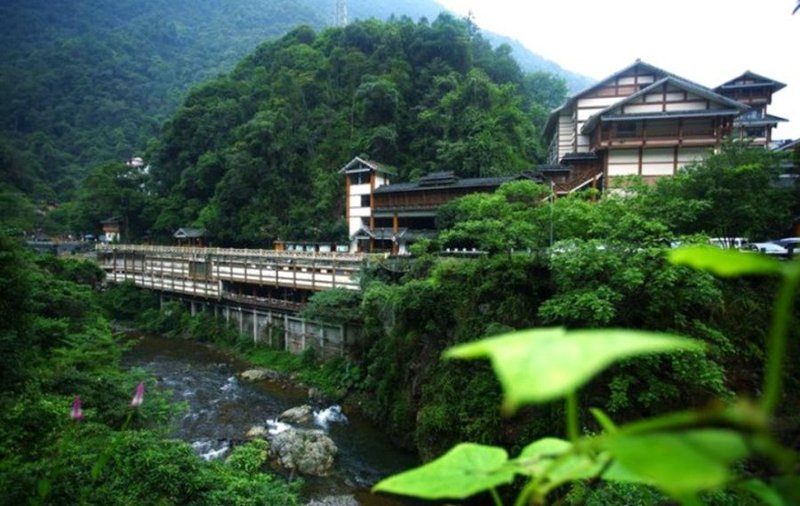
[436,0,800,140]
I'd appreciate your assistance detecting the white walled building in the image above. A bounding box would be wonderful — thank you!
[339,157,393,252]
[544,60,788,188]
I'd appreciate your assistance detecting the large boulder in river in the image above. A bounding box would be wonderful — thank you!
[239,368,280,382]
[245,425,267,439]
[270,428,337,476]
[278,404,313,424]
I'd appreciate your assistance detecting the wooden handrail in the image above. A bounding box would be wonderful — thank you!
[95,243,378,262]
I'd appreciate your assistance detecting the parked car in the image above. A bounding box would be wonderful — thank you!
[771,237,800,250]
[747,242,789,256]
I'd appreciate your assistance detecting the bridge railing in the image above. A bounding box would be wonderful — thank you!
[95,243,381,262]
[96,243,379,293]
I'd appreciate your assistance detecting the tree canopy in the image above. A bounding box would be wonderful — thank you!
[145,16,565,246]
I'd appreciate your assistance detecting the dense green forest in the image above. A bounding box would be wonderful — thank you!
[0,0,320,205]
[3,1,799,502]
[64,15,567,244]
[0,0,589,237]
[0,234,301,504]
[98,144,800,503]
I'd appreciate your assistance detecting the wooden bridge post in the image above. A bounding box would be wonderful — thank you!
[283,313,289,352]
[252,308,258,345]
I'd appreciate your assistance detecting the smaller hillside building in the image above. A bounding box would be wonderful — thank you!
[340,157,546,254]
[174,227,205,247]
[100,216,121,243]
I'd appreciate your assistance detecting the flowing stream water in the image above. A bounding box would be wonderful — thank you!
[123,335,420,505]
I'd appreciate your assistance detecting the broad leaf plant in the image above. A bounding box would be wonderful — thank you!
[374,247,800,505]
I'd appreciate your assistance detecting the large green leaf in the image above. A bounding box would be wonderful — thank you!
[446,327,703,411]
[514,438,573,476]
[669,246,785,277]
[372,443,514,499]
[602,429,750,497]
[513,438,609,495]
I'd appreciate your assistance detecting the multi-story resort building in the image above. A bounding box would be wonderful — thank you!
[343,61,790,253]
[544,60,787,187]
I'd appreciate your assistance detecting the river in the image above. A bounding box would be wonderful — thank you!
[123,335,421,505]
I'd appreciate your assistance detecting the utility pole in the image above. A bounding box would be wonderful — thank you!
[335,0,348,27]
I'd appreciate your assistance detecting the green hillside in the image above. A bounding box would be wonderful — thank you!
[0,0,588,213]
[0,0,322,203]
[139,15,566,245]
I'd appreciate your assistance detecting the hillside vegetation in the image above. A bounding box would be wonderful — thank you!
[0,0,320,203]
[0,0,588,232]
[83,15,567,245]
[0,234,300,504]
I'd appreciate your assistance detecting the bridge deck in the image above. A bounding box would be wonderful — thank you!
[97,244,373,298]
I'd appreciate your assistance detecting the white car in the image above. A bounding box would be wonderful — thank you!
[748,242,789,256]
[771,237,800,250]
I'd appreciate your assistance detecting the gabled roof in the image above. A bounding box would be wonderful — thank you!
[100,216,122,224]
[350,225,399,241]
[580,76,748,135]
[544,60,676,139]
[338,156,396,175]
[174,227,205,239]
[715,71,787,93]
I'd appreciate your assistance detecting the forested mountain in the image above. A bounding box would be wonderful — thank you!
[0,0,589,217]
[0,0,321,203]
[139,16,567,245]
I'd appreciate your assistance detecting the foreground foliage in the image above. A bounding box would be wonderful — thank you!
[0,235,299,504]
[373,248,800,505]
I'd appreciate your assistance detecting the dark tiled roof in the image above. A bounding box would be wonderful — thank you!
[536,164,570,172]
[560,152,599,161]
[735,114,789,127]
[715,71,787,92]
[601,108,740,122]
[373,175,515,194]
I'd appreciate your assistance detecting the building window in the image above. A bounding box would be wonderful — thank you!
[349,172,368,185]
[360,195,371,207]
[744,127,767,138]
[616,122,638,138]
[742,108,764,120]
